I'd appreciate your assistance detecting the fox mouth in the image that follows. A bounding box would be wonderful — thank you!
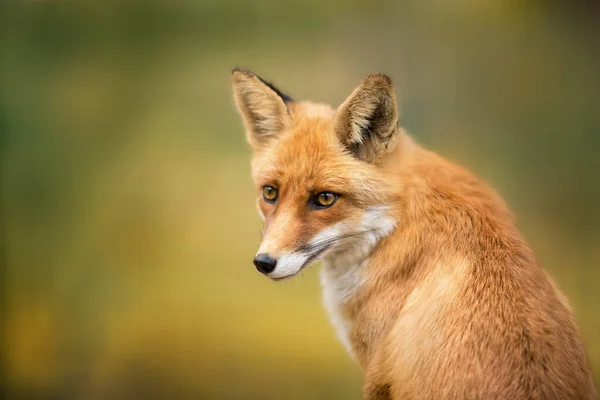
[266,227,385,281]
[271,244,331,282]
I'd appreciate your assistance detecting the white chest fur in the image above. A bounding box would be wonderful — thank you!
[320,257,368,359]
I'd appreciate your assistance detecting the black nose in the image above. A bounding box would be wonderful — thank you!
[254,253,277,274]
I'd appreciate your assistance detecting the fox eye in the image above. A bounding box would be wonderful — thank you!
[262,186,278,202]
[314,192,338,208]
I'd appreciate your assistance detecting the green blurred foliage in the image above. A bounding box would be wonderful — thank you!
[1,1,599,398]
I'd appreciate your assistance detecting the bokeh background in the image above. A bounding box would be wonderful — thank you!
[2,1,599,399]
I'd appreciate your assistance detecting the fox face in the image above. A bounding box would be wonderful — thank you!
[232,69,400,280]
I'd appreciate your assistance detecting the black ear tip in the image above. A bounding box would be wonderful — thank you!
[231,68,293,103]
[232,67,255,77]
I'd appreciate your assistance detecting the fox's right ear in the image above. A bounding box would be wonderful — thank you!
[231,68,292,151]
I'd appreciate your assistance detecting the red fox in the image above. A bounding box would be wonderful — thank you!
[231,68,597,399]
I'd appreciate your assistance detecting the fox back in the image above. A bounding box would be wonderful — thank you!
[231,68,597,400]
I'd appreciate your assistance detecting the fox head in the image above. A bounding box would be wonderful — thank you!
[232,68,402,280]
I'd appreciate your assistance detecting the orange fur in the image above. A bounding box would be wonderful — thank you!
[232,69,598,399]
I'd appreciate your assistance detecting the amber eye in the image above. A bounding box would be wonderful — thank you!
[314,192,338,208]
[262,186,278,202]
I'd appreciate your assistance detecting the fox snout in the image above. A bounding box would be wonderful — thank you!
[252,246,317,281]
[252,246,332,280]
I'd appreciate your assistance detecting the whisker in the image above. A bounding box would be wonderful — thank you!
[303,231,369,251]
[301,228,377,253]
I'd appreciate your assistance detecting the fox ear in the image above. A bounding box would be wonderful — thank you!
[231,68,292,151]
[334,74,399,163]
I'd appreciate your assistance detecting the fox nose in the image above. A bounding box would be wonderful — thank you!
[254,253,277,274]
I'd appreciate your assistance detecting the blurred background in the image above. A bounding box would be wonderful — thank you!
[1,1,599,399]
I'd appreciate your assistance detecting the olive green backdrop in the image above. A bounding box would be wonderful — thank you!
[2,1,599,399]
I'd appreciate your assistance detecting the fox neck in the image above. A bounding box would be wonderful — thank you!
[320,206,397,359]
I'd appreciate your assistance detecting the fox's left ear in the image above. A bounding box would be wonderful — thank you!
[334,74,400,163]
[231,68,293,151]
